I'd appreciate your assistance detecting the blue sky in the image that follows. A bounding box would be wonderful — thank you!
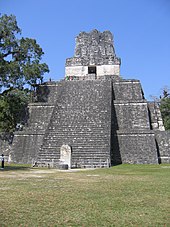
[1,0,170,99]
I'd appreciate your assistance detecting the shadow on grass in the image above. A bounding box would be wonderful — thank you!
[0,164,31,171]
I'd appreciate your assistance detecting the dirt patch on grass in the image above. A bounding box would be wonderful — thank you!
[0,167,96,179]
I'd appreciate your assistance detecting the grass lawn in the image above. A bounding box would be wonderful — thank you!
[0,164,170,227]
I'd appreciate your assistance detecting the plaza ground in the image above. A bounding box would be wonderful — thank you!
[0,164,170,226]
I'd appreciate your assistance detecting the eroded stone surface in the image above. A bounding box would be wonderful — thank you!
[60,145,72,168]
[65,30,121,78]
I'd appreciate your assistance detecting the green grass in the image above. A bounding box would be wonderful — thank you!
[0,164,170,227]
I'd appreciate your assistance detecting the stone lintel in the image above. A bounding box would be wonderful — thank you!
[65,64,120,78]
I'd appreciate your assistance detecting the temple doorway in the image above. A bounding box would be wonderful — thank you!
[88,66,96,74]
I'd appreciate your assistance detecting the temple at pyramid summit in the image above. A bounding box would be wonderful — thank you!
[65,30,121,79]
[10,29,170,168]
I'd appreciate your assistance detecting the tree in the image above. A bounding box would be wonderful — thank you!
[0,88,30,132]
[0,14,49,132]
[160,87,170,130]
[0,14,49,90]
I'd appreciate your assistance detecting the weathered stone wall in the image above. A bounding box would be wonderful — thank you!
[36,82,61,104]
[11,104,54,164]
[0,134,12,161]
[11,134,44,164]
[113,102,150,130]
[65,30,121,78]
[155,131,170,163]
[148,102,165,131]
[65,66,88,78]
[112,131,158,164]
[112,80,144,100]
[97,65,120,77]
[111,79,158,164]
[65,65,120,78]
[66,30,120,66]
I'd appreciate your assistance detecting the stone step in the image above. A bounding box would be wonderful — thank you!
[36,161,109,169]
[37,159,108,164]
[41,139,109,143]
[39,151,107,157]
[48,128,106,132]
[41,142,108,147]
[44,133,107,137]
[41,144,108,148]
[38,152,108,157]
[52,124,105,126]
[45,131,106,136]
[39,147,109,152]
[38,160,108,165]
[40,150,108,155]
[43,134,108,139]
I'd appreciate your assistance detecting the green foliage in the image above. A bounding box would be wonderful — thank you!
[0,14,49,90]
[160,97,170,130]
[0,14,49,132]
[160,88,170,130]
[0,88,30,132]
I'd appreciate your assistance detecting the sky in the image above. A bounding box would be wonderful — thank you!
[1,0,170,100]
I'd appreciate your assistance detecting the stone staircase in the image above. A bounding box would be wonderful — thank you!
[36,80,112,168]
